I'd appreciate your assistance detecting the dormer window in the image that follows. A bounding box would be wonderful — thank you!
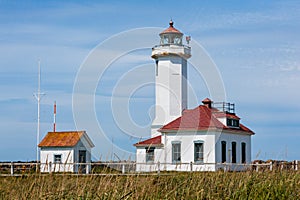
[227,118,239,128]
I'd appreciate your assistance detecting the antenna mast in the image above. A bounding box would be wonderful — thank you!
[34,60,45,164]
[53,101,56,132]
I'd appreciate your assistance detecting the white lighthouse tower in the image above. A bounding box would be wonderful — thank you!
[151,20,191,137]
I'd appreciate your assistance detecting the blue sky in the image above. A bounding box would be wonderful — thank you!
[0,0,299,161]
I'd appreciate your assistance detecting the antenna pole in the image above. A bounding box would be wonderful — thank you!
[34,60,45,167]
[37,60,41,164]
[53,101,56,132]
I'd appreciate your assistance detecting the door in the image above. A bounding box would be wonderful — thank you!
[78,150,86,173]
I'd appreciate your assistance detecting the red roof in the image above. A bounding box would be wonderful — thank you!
[159,105,254,134]
[134,99,254,147]
[134,135,163,147]
[160,20,183,35]
[38,131,94,147]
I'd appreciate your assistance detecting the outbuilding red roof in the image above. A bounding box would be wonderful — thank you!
[134,135,163,147]
[38,131,91,147]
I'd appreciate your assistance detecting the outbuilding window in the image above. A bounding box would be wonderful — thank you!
[54,154,62,163]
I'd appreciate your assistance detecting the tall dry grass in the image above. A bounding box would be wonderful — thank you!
[0,171,299,199]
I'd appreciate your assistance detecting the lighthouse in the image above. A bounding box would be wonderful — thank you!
[151,20,191,137]
[135,21,254,172]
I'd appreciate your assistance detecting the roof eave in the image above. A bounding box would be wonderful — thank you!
[159,127,254,135]
[39,145,76,148]
[159,127,221,133]
[159,31,183,36]
[134,143,164,147]
[222,129,255,135]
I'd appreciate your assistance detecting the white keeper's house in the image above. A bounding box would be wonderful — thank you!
[134,20,255,172]
[38,131,94,173]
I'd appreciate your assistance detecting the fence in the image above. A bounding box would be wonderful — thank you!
[0,160,298,176]
[135,160,299,172]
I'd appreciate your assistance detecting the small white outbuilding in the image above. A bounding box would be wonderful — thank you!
[38,131,94,173]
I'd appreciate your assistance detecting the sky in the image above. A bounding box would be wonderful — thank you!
[0,0,299,161]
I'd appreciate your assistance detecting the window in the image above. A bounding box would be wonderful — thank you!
[160,35,169,45]
[241,142,246,163]
[79,150,86,163]
[233,120,239,127]
[172,142,181,163]
[221,141,226,163]
[232,142,237,163]
[54,154,62,163]
[146,147,155,162]
[227,118,239,127]
[160,34,182,45]
[227,118,232,126]
[174,36,182,45]
[155,60,159,76]
[194,142,204,163]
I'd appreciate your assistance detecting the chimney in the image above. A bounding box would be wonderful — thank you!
[202,98,213,108]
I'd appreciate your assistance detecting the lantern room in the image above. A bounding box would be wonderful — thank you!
[159,20,183,45]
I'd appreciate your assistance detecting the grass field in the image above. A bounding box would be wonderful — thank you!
[0,171,299,199]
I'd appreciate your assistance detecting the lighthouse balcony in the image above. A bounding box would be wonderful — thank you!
[152,44,191,59]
